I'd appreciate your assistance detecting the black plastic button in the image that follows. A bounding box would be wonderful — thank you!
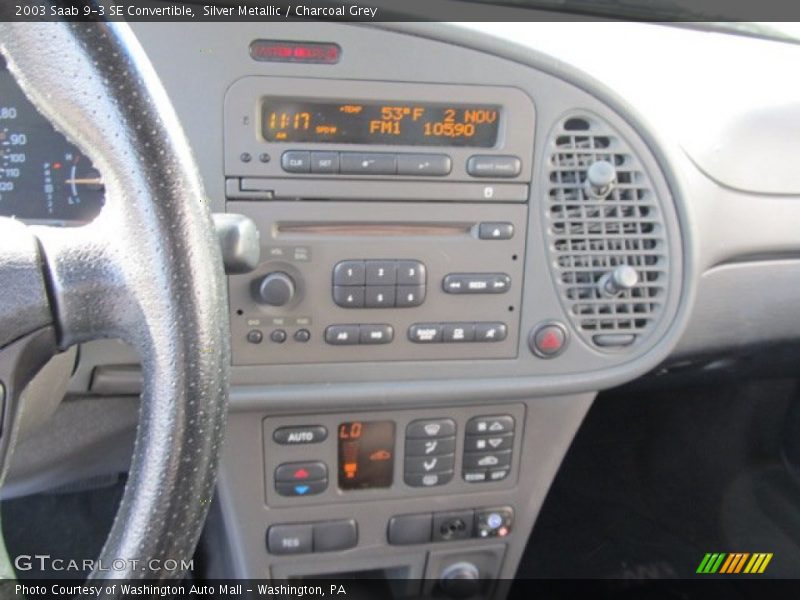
[475,322,507,342]
[530,322,568,358]
[313,519,358,552]
[340,153,396,175]
[275,479,328,497]
[466,415,515,435]
[405,454,455,474]
[443,273,511,294]
[478,222,515,240]
[270,329,287,343]
[396,261,426,285]
[324,325,360,345]
[359,324,394,344]
[463,470,488,483]
[395,285,426,308]
[273,425,327,445]
[463,450,512,470]
[464,433,513,453]
[275,461,328,483]
[388,513,432,545]
[267,524,312,554]
[310,152,339,174]
[408,323,443,343]
[365,260,397,285]
[246,330,263,344]
[333,260,366,286]
[443,323,476,343]
[466,155,521,178]
[405,436,456,457]
[488,468,510,482]
[404,470,454,487]
[433,510,474,542]
[406,418,456,439]
[397,154,452,176]
[333,285,365,308]
[365,285,396,308]
[294,329,311,343]
[281,151,311,173]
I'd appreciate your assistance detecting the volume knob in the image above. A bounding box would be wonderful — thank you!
[255,272,295,307]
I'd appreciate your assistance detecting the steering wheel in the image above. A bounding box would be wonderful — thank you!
[0,21,230,581]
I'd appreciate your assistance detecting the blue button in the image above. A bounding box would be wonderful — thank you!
[487,513,503,529]
[295,485,310,495]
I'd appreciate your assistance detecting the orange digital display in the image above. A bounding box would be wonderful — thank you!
[262,99,500,147]
[338,421,395,490]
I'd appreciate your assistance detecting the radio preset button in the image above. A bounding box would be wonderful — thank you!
[395,285,426,308]
[408,323,443,344]
[466,155,522,178]
[281,151,311,173]
[333,285,366,308]
[397,154,452,176]
[340,152,397,175]
[359,324,394,344]
[324,325,360,345]
[365,285,396,308]
[365,260,397,285]
[478,222,515,240]
[396,261,426,285]
[310,151,340,174]
[443,273,511,294]
[333,260,366,286]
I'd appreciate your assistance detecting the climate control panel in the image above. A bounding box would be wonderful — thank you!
[228,201,527,365]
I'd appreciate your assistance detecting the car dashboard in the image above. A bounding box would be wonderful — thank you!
[3,20,800,591]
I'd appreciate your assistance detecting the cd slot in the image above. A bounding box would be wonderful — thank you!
[276,222,472,238]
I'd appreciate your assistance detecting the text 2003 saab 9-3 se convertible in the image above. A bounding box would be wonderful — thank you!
[0,2,800,598]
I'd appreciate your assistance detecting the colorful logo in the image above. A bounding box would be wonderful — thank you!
[696,553,773,574]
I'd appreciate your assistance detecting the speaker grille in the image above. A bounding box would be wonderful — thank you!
[545,114,669,349]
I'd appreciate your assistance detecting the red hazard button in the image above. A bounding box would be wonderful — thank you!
[529,322,568,358]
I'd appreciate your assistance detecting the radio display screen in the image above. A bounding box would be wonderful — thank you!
[261,99,501,147]
[338,421,395,490]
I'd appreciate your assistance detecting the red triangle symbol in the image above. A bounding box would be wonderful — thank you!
[540,331,561,351]
[294,468,310,479]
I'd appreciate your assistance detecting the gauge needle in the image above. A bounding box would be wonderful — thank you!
[64,177,104,186]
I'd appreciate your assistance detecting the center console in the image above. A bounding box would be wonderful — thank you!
[130,20,685,595]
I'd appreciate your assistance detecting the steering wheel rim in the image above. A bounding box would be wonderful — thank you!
[0,21,230,581]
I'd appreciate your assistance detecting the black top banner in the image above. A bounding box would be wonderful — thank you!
[2,0,800,23]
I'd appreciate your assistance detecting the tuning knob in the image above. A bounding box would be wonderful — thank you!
[255,272,295,307]
[585,159,616,198]
[599,265,639,296]
[438,562,481,599]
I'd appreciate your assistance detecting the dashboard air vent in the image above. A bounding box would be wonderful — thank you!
[544,114,670,350]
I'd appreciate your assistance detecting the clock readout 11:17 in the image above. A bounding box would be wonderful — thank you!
[261,99,501,147]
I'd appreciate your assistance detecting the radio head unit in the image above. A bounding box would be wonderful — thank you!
[224,77,535,202]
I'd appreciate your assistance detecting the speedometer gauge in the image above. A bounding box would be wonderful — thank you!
[0,59,104,224]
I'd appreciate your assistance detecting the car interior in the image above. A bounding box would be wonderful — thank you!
[1,11,800,598]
